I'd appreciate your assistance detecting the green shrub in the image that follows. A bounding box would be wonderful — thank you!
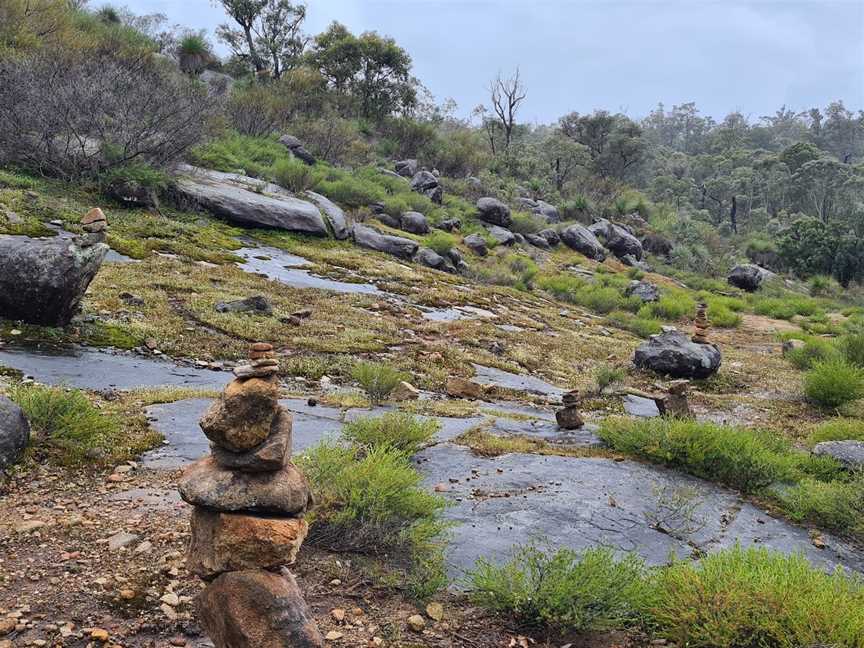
[537,273,586,301]
[753,295,823,320]
[576,285,625,314]
[648,544,864,647]
[472,254,538,291]
[804,359,864,409]
[297,441,448,596]
[272,158,322,193]
[8,383,120,464]
[190,133,286,178]
[426,231,456,256]
[509,211,545,235]
[709,305,741,328]
[777,474,864,537]
[638,292,695,321]
[838,333,864,368]
[343,412,439,455]
[809,274,842,297]
[98,162,169,195]
[785,337,840,370]
[351,361,409,406]
[595,364,626,392]
[605,311,663,338]
[598,417,794,494]
[808,418,864,446]
[468,545,652,633]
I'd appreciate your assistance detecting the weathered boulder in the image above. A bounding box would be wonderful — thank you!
[0,396,29,470]
[211,407,293,473]
[395,159,418,178]
[556,406,584,430]
[446,377,483,400]
[215,295,273,315]
[352,224,418,260]
[200,377,280,453]
[0,234,108,326]
[199,70,235,96]
[303,191,350,240]
[103,178,159,209]
[525,233,550,250]
[813,441,864,470]
[174,166,328,236]
[620,255,652,271]
[414,247,452,272]
[436,218,461,232]
[560,224,607,261]
[463,234,488,257]
[538,228,560,247]
[520,198,560,223]
[178,456,312,515]
[188,509,308,579]
[486,225,516,246]
[476,197,512,228]
[626,281,660,303]
[642,233,674,257]
[728,264,773,292]
[410,170,443,204]
[278,135,316,166]
[197,569,324,648]
[606,224,644,260]
[374,212,402,229]
[633,330,721,379]
[401,211,430,235]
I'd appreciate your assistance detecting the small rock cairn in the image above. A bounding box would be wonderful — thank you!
[692,302,710,344]
[80,208,108,247]
[177,342,324,648]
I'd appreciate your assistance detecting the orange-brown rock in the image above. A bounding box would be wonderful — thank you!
[81,207,107,225]
[251,342,274,352]
[178,457,312,515]
[200,377,280,452]
[197,569,323,648]
[555,406,584,429]
[445,376,483,400]
[188,509,308,580]
[212,407,292,472]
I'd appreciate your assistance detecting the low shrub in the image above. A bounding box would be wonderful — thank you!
[594,364,626,392]
[426,231,457,256]
[708,305,741,328]
[838,333,864,368]
[804,359,864,409]
[343,412,439,455]
[351,361,409,405]
[648,544,864,646]
[509,211,545,235]
[472,254,538,291]
[272,158,322,194]
[598,417,794,493]
[808,418,864,446]
[537,273,586,301]
[753,295,823,320]
[777,474,864,538]
[467,545,652,633]
[578,286,625,314]
[8,383,120,464]
[809,274,842,298]
[605,311,663,338]
[638,292,695,321]
[785,337,840,370]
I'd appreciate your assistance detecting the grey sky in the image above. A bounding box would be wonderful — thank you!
[121,0,864,124]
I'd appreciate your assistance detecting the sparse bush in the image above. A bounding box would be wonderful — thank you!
[605,311,663,338]
[468,545,652,633]
[648,544,864,646]
[598,417,795,493]
[838,333,864,368]
[8,383,120,464]
[509,211,545,235]
[351,361,409,405]
[343,412,439,455]
[272,158,321,193]
[778,474,864,537]
[804,359,864,409]
[809,274,842,297]
[808,418,864,446]
[638,292,695,321]
[753,295,823,320]
[594,364,626,392]
[709,305,741,328]
[785,336,839,370]
[426,231,456,256]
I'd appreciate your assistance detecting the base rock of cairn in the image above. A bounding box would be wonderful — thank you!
[178,343,323,648]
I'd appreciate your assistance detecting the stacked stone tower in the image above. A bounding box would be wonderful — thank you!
[177,343,323,648]
[692,302,711,344]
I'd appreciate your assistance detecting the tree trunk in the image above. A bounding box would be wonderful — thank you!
[729,195,738,233]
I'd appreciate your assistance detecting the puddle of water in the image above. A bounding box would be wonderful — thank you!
[623,395,661,418]
[0,346,230,391]
[472,364,565,399]
[235,246,383,295]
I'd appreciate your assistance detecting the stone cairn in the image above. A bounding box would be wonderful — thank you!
[177,342,324,648]
[80,208,108,247]
[556,390,584,429]
[692,302,710,344]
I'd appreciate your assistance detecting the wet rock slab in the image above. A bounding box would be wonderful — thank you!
[416,443,864,579]
[0,347,230,391]
[472,364,565,399]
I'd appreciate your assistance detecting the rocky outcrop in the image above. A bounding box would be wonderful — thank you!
[728,264,773,292]
[199,70,234,97]
[633,330,721,379]
[518,197,559,223]
[476,197,512,228]
[180,343,323,648]
[401,211,430,235]
[486,225,516,246]
[0,209,108,326]
[304,191,350,240]
[174,166,328,236]
[352,224,418,260]
[278,135,316,166]
[538,228,560,247]
[410,170,443,204]
[395,159,418,178]
[642,233,674,258]
[436,218,461,232]
[813,441,864,470]
[525,234,550,250]
[215,296,273,315]
[591,219,644,260]
[0,396,29,470]
[463,234,488,257]
[414,247,453,272]
[560,224,607,261]
[626,281,660,303]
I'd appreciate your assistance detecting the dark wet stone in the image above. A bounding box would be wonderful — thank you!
[0,395,29,470]
[559,224,606,261]
[813,441,864,470]
[728,264,774,292]
[623,395,661,418]
[215,295,273,315]
[352,224,419,260]
[472,364,565,399]
[463,234,488,257]
[476,197,512,228]
[633,330,722,379]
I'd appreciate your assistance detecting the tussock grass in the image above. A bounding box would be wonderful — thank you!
[804,359,864,409]
[808,418,864,446]
[351,361,409,406]
[343,411,439,454]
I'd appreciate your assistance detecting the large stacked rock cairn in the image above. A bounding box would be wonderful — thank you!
[177,342,324,648]
[556,390,584,429]
[80,208,108,247]
[692,303,710,344]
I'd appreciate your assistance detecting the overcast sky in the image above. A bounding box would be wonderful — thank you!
[120,0,864,124]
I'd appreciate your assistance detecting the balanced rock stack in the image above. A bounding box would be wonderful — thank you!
[556,390,584,429]
[177,342,323,648]
[80,208,108,247]
[692,303,711,344]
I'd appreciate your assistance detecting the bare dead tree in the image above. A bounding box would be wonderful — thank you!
[488,68,526,152]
